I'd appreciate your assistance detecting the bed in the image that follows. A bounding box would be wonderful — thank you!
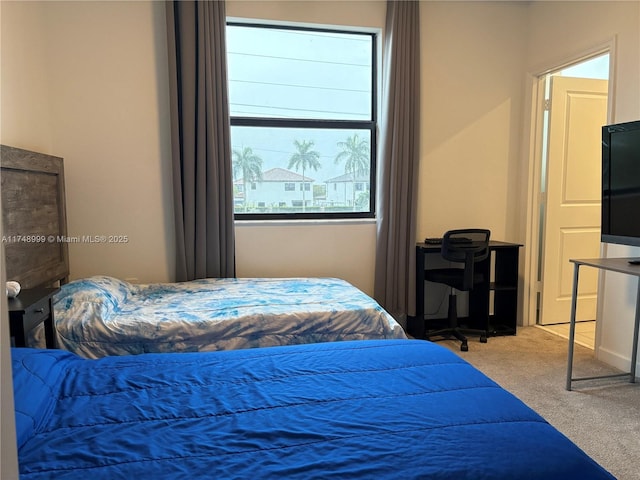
[47,275,406,358]
[2,145,404,356]
[13,338,613,479]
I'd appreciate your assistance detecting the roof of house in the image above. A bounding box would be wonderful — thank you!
[235,167,314,184]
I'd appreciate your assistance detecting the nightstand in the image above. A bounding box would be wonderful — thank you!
[8,287,59,348]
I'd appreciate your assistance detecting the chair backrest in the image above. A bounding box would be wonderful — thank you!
[441,229,491,290]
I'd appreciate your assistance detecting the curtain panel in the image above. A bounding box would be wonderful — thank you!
[166,0,235,281]
[374,0,421,328]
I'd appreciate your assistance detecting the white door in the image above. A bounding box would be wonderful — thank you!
[540,76,608,325]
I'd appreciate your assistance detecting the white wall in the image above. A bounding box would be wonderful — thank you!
[525,0,640,372]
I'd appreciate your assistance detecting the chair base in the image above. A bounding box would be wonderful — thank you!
[424,294,489,352]
[426,327,471,352]
[425,327,488,352]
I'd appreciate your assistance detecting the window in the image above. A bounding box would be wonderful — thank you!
[227,23,377,219]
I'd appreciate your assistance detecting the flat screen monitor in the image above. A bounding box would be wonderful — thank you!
[601,120,640,248]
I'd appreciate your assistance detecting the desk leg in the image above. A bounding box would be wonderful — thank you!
[414,247,426,338]
[566,263,580,391]
[631,281,640,383]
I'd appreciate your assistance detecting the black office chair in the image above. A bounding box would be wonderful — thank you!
[424,229,491,352]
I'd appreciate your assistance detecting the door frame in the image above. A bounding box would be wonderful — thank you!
[521,39,616,339]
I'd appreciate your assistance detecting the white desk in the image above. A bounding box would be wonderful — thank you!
[566,258,640,390]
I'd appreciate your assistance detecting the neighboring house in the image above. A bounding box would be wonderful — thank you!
[325,172,370,207]
[234,167,315,209]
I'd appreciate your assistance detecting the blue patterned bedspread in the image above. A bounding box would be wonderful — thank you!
[52,276,406,357]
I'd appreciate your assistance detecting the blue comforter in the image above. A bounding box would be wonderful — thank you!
[13,340,613,479]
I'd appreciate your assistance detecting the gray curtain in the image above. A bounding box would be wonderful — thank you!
[166,0,235,281]
[374,0,420,328]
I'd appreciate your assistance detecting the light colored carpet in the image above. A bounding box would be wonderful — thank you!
[437,326,640,480]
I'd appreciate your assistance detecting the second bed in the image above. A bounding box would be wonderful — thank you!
[50,275,406,357]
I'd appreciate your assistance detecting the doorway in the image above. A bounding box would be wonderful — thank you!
[533,53,610,349]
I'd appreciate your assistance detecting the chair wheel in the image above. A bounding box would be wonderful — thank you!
[480,336,487,343]
[460,343,469,352]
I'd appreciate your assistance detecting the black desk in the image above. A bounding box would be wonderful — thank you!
[413,241,522,339]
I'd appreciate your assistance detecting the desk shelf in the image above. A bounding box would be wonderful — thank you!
[489,244,520,335]
[413,240,522,339]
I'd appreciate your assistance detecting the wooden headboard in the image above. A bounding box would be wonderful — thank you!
[1,145,69,289]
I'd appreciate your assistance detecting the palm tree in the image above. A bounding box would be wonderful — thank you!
[232,146,263,210]
[288,139,321,211]
[335,134,370,210]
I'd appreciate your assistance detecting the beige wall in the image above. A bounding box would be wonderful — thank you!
[524,0,640,372]
[1,0,174,285]
[47,1,174,284]
[417,1,527,242]
[0,1,53,153]
[227,0,385,27]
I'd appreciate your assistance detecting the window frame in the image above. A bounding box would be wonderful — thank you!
[227,22,378,221]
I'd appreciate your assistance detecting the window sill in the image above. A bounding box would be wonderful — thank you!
[234,218,376,227]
